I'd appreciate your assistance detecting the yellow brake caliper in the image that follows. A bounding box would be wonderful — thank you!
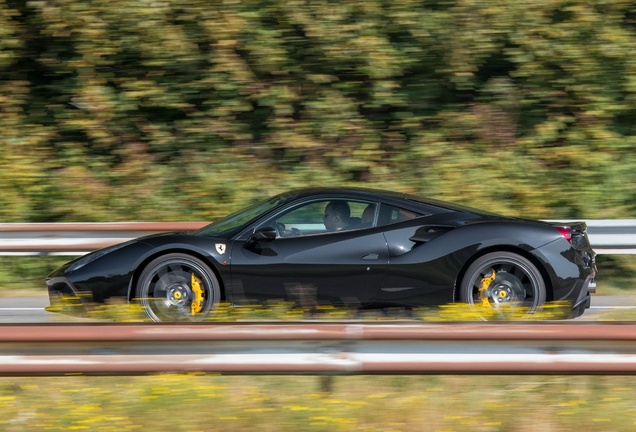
[191,273,204,315]
[478,270,496,307]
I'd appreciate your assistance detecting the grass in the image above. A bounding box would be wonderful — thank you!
[592,255,636,296]
[1,374,636,431]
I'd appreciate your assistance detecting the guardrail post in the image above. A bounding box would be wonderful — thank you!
[319,375,334,393]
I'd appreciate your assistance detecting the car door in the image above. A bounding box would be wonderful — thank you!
[229,198,389,308]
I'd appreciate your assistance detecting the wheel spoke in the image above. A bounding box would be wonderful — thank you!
[158,267,184,287]
[499,263,513,273]
[481,267,494,278]
[522,282,533,298]
[156,265,169,280]
[153,277,170,296]
[167,263,187,278]
[472,279,482,290]
[512,266,526,282]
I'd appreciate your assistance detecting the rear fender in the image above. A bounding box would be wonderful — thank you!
[380,221,562,306]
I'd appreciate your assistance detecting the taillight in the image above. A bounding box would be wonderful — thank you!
[554,226,572,243]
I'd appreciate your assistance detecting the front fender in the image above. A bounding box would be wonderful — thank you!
[63,241,154,303]
[130,234,231,302]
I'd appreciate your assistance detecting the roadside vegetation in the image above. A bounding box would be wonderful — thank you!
[0,257,68,298]
[1,374,636,431]
[593,255,636,296]
[2,1,636,224]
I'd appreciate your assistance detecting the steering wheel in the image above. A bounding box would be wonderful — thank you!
[276,222,303,237]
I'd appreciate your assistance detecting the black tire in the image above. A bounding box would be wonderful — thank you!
[135,253,220,322]
[459,251,546,320]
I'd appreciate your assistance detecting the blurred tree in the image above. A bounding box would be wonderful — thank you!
[1,0,636,222]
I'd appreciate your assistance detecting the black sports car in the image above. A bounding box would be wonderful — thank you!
[47,188,597,321]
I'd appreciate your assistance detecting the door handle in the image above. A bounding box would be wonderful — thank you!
[361,253,379,260]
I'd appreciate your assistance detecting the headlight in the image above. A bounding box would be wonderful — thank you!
[67,241,135,272]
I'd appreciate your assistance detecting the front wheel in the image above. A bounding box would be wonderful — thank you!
[136,253,220,322]
[459,252,546,320]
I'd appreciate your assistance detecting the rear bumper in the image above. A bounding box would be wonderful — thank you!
[568,292,591,319]
[533,239,596,303]
[567,276,596,319]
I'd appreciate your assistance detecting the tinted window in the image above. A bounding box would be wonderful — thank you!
[377,204,422,227]
[258,199,378,237]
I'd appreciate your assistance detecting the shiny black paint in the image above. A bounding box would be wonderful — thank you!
[48,241,153,303]
[46,187,596,318]
[374,214,574,307]
[230,228,389,307]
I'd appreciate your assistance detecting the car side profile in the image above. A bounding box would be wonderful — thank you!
[47,188,597,321]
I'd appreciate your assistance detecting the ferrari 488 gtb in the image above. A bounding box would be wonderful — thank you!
[47,188,596,321]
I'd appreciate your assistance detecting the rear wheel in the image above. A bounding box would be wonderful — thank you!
[136,253,220,322]
[459,252,546,320]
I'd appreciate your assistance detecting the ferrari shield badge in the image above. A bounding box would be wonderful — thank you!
[215,243,226,255]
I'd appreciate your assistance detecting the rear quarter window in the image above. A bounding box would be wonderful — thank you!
[377,204,423,227]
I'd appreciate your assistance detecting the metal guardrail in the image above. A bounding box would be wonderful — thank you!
[0,222,207,255]
[2,323,636,376]
[0,220,634,255]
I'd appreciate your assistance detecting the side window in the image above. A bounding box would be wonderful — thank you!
[277,201,326,235]
[258,199,378,237]
[377,204,422,227]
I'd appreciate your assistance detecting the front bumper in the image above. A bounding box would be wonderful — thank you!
[46,276,88,315]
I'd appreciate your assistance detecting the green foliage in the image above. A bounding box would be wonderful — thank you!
[0,257,68,296]
[2,0,636,223]
[592,254,636,296]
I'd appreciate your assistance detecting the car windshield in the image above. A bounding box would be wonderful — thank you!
[194,192,292,239]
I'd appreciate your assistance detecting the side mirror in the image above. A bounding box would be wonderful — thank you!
[254,226,277,241]
[245,226,277,249]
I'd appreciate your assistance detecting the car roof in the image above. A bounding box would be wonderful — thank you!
[285,187,407,201]
[282,187,500,217]
[281,187,454,213]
